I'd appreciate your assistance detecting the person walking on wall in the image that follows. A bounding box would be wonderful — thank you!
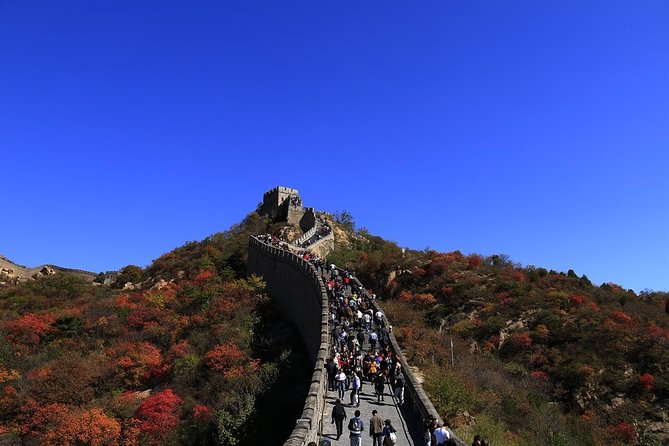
[331,398,347,440]
[350,371,362,407]
[337,368,347,400]
[326,357,338,391]
[424,417,438,446]
[432,420,451,446]
[382,419,397,446]
[374,373,385,403]
[348,409,365,446]
[369,409,384,446]
[393,369,405,406]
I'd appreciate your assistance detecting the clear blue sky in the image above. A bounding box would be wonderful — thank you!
[1,1,667,292]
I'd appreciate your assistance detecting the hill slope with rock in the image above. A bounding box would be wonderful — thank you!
[327,225,669,446]
[0,212,315,446]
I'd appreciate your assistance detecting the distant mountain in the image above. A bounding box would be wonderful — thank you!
[0,254,98,285]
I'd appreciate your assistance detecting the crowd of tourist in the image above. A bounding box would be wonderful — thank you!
[256,232,492,446]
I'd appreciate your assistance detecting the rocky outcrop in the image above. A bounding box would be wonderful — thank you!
[32,266,56,279]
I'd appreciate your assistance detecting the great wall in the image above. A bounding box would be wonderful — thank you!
[1,186,464,445]
[248,187,467,446]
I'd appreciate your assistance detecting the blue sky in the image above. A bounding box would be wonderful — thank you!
[1,1,667,291]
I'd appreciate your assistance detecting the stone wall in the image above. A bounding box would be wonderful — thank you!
[247,237,329,446]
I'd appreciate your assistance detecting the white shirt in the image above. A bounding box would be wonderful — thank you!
[433,427,450,444]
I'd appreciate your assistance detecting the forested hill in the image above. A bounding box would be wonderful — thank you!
[0,212,309,446]
[328,227,669,446]
[1,209,668,446]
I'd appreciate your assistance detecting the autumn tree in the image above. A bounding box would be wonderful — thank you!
[134,389,183,445]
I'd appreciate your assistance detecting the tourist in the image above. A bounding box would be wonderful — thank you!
[350,371,361,407]
[331,399,347,440]
[382,419,397,445]
[336,368,347,399]
[326,357,338,391]
[348,409,365,446]
[393,369,405,406]
[432,420,451,446]
[374,373,386,403]
[369,409,384,446]
[424,417,438,446]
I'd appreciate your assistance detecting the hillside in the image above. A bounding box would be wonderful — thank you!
[2,205,668,446]
[0,212,311,446]
[327,225,669,446]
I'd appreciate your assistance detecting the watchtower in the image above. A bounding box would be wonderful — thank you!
[257,186,315,231]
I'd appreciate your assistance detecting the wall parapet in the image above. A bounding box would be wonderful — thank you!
[247,236,329,446]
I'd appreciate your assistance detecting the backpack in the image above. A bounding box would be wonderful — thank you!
[348,417,361,433]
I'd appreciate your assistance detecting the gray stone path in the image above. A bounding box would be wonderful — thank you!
[317,267,425,446]
[321,380,420,446]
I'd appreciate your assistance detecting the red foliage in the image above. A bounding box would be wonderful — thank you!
[531,370,549,380]
[27,366,53,381]
[193,270,215,283]
[193,405,212,424]
[126,306,165,331]
[5,313,55,346]
[501,268,525,283]
[467,255,482,269]
[645,322,669,341]
[205,343,247,377]
[569,294,585,306]
[495,291,510,301]
[399,291,413,302]
[135,389,183,445]
[639,373,655,392]
[396,326,417,344]
[414,293,436,305]
[21,403,121,446]
[399,290,436,306]
[413,267,427,278]
[610,310,632,323]
[609,421,636,442]
[508,332,533,350]
[484,335,499,352]
[167,340,192,360]
[0,384,18,413]
[109,342,164,388]
[115,295,138,310]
